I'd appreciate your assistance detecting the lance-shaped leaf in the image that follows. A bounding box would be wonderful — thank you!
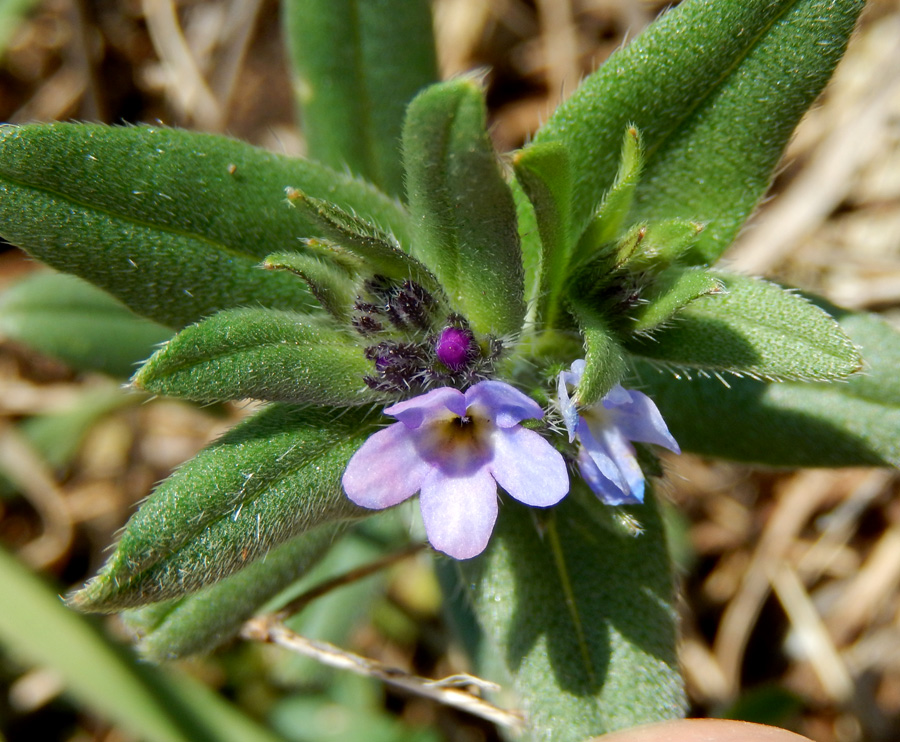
[569,300,626,406]
[0,124,412,328]
[283,0,437,197]
[533,0,864,262]
[630,267,722,333]
[624,219,704,273]
[264,249,359,321]
[126,523,344,660]
[513,142,574,329]
[630,0,865,264]
[459,491,685,741]
[512,180,544,315]
[626,273,861,382]
[284,188,440,293]
[0,271,172,377]
[72,404,376,612]
[403,79,525,336]
[572,127,644,270]
[132,308,379,405]
[633,305,900,468]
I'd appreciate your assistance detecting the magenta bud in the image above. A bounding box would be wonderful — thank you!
[435,327,473,371]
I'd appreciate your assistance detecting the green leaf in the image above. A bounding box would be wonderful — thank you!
[631,267,722,333]
[0,545,284,742]
[0,271,172,377]
[572,127,644,270]
[402,80,525,336]
[132,308,379,406]
[513,142,574,329]
[283,0,437,197]
[264,249,359,321]
[626,273,862,382]
[460,491,685,740]
[624,219,705,273]
[72,404,376,611]
[533,0,864,261]
[0,123,411,328]
[284,189,440,294]
[634,306,900,468]
[514,181,544,317]
[630,0,865,264]
[569,302,626,405]
[127,524,344,660]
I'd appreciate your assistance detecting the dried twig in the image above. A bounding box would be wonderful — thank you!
[241,616,525,731]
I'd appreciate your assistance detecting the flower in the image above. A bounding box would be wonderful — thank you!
[558,360,679,505]
[342,380,569,559]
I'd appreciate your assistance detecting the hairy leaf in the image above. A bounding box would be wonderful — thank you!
[283,0,437,196]
[533,0,864,262]
[72,404,377,611]
[631,268,722,333]
[0,272,171,377]
[0,124,411,328]
[629,0,866,264]
[127,524,344,660]
[284,189,440,293]
[634,307,900,467]
[460,491,685,740]
[403,80,525,336]
[627,274,861,382]
[513,142,574,329]
[132,308,379,406]
[264,249,359,321]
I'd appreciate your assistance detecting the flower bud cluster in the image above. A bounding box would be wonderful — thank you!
[350,276,501,395]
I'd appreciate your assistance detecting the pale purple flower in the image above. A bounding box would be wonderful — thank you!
[342,380,569,559]
[558,360,679,505]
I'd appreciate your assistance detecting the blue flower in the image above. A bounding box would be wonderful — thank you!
[558,360,680,504]
[342,380,569,559]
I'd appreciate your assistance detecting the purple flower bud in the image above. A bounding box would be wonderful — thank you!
[436,327,474,371]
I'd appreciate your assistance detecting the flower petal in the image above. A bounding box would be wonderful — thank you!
[577,447,644,505]
[342,422,431,509]
[385,386,467,428]
[577,417,630,492]
[490,427,569,507]
[598,423,646,501]
[419,467,498,559]
[609,388,680,453]
[465,380,543,428]
[557,368,580,442]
